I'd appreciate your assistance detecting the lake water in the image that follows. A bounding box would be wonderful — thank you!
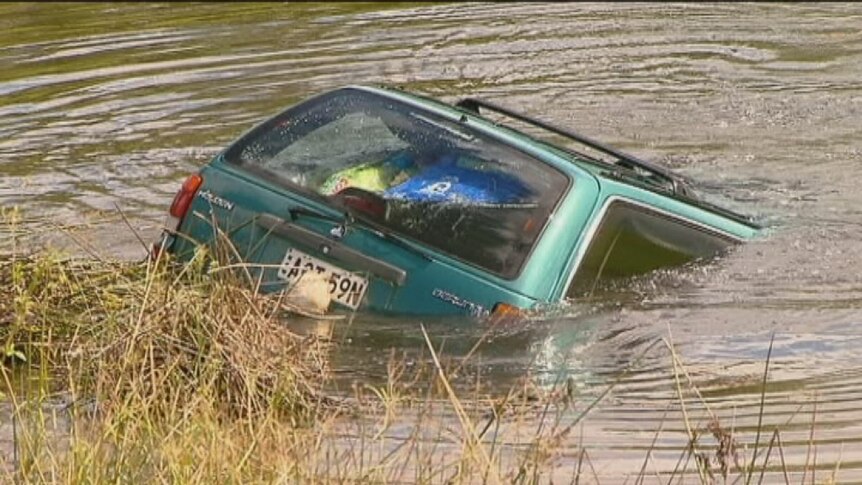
[2,3,862,481]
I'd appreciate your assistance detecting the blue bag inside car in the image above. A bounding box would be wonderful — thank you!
[383,159,531,205]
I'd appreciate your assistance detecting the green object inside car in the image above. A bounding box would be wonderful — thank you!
[318,151,418,196]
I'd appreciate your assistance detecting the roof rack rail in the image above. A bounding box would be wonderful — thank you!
[455,97,693,196]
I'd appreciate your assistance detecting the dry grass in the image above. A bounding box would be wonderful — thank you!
[0,209,838,484]
[0,207,335,482]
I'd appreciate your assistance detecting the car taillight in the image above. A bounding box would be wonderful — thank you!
[166,173,203,230]
[492,302,525,317]
[488,302,527,325]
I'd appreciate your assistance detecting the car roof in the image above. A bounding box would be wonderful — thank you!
[349,84,760,230]
[347,84,589,175]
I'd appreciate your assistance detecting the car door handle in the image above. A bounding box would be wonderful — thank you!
[256,213,407,287]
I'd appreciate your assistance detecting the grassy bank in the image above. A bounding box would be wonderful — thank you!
[0,237,337,480]
[0,219,836,483]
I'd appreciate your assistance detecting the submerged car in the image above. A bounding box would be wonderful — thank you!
[154,85,761,317]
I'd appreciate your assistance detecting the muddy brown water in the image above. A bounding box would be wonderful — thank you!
[2,3,862,481]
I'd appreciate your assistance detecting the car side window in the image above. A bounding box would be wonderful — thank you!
[566,199,737,298]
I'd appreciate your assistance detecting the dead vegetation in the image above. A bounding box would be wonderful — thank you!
[0,209,840,483]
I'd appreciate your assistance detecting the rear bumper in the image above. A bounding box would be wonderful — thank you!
[149,230,176,261]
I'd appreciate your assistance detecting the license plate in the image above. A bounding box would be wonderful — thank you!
[276,248,369,310]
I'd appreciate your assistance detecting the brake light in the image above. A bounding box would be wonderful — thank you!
[165,173,203,231]
[170,173,203,218]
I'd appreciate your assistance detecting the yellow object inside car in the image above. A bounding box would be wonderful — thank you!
[318,151,417,196]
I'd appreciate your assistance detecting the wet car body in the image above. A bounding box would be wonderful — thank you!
[156,85,761,317]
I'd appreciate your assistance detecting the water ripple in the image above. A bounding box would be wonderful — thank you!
[2,2,862,477]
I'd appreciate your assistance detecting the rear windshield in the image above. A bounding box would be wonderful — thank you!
[224,88,569,278]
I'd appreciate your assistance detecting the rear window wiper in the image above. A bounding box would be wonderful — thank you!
[291,199,433,262]
[328,187,434,262]
[352,216,433,262]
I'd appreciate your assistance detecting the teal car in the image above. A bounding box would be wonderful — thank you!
[154,85,761,317]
